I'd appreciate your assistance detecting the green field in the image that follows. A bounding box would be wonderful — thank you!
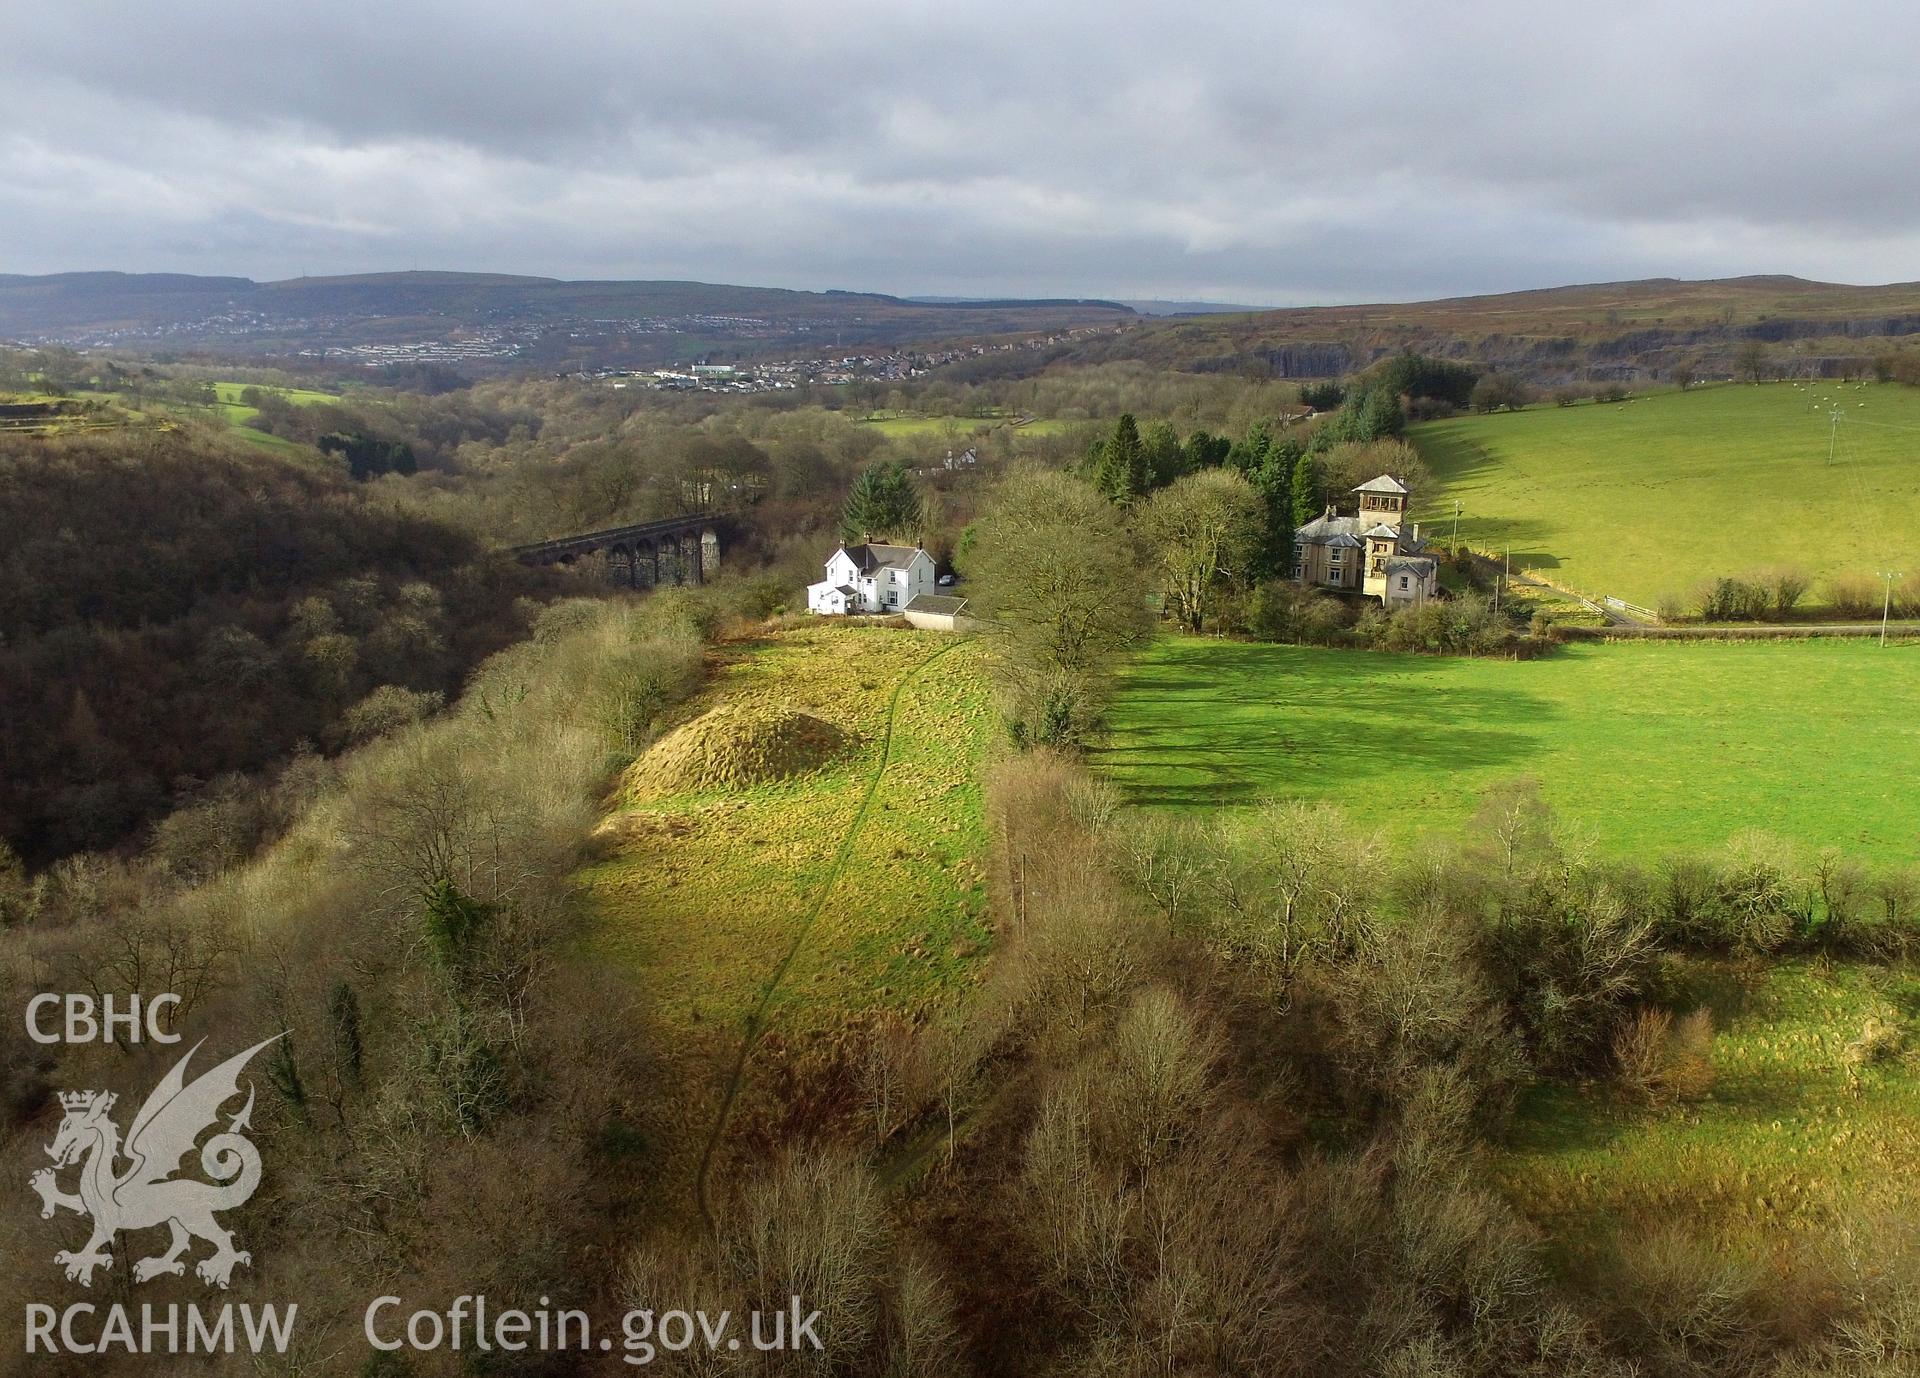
[1412,382,1920,608]
[208,380,338,451]
[39,379,342,453]
[856,409,1074,438]
[1106,634,1920,1245]
[1500,957,1920,1250]
[211,379,340,410]
[1102,637,1920,856]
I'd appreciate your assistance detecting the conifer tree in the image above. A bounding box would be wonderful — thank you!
[1289,452,1320,531]
[423,878,490,987]
[839,460,920,544]
[1228,418,1274,475]
[1095,413,1149,503]
[328,980,365,1091]
[1183,429,1231,472]
[1141,419,1185,488]
[1360,386,1405,440]
[1250,438,1300,578]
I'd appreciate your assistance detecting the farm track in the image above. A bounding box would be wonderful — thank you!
[692,636,969,1231]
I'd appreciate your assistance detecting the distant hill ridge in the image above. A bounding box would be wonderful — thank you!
[0,269,1133,318]
[0,270,1140,370]
[1065,274,1920,382]
[7,270,1920,381]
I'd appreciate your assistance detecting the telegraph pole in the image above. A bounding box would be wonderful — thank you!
[1882,571,1902,646]
[1450,499,1462,549]
[1829,408,1841,466]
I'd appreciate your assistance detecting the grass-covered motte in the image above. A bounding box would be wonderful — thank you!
[1412,380,1920,609]
[581,622,997,1198]
[1102,636,1920,853]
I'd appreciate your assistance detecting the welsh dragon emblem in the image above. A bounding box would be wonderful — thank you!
[30,1035,281,1289]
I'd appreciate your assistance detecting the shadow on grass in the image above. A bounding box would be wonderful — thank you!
[1507,1065,1837,1159]
[1506,964,1876,1159]
[1100,639,1558,808]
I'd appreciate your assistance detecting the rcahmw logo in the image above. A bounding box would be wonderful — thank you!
[24,1034,299,1357]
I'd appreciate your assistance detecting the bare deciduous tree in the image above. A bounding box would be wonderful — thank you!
[1138,468,1264,632]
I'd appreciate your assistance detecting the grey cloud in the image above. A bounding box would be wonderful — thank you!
[2,0,1918,300]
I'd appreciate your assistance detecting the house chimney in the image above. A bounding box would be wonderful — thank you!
[1413,522,1420,542]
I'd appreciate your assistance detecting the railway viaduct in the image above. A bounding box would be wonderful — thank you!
[509,513,732,587]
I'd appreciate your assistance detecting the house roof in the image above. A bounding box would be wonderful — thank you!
[905,593,968,616]
[1363,523,1401,539]
[1294,513,1365,545]
[835,584,857,597]
[1385,556,1436,577]
[842,542,925,573]
[1353,474,1409,495]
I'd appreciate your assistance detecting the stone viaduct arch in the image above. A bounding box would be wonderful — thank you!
[509,515,730,588]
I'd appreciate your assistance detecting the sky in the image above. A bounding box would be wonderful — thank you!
[3,0,1918,304]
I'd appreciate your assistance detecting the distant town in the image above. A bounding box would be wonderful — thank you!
[21,309,1130,386]
[563,323,1130,392]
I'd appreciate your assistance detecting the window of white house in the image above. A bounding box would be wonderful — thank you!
[1399,576,1410,589]
[1329,549,1342,564]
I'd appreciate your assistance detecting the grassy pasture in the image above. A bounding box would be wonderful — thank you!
[209,380,339,451]
[211,380,339,407]
[1412,382,1920,608]
[856,409,1074,438]
[35,379,341,452]
[581,624,996,1188]
[1499,957,1920,1258]
[1104,633,1920,1252]
[1101,636,1920,856]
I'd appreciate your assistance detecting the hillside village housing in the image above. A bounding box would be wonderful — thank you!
[1292,474,1440,605]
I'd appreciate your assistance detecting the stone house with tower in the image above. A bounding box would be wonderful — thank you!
[1292,474,1440,606]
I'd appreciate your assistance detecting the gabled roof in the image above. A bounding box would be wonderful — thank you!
[1384,556,1436,577]
[1363,522,1401,539]
[1353,474,1409,495]
[841,542,925,573]
[905,593,968,616]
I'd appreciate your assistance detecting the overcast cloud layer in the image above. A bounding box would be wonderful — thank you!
[3,0,1917,302]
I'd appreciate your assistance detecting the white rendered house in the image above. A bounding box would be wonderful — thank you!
[806,543,937,615]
